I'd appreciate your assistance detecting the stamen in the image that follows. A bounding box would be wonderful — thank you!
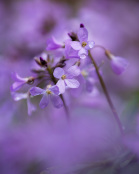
[61,74,66,80]
[46,90,52,94]
[82,42,87,47]
[81,70,88,77]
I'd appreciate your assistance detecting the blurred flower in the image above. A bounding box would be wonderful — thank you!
[105,50,129,75]
[12,92,36,116]
[11,72,34,92]
[30,85,63,109]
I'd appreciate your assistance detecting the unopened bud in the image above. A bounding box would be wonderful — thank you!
[27,77,34,85]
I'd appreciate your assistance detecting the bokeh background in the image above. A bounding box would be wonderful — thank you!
[0,0,139,173]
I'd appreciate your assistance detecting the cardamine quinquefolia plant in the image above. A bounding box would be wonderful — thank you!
[11,24,128,133]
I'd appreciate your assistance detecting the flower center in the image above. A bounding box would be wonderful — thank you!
[46,90,52,94]
[82,42,87,47]
[61,74,66,80]
[81,70,88,77]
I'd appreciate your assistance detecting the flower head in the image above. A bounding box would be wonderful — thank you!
[30,85,63,109]
[70,24,95,59]
[53,65,80,94]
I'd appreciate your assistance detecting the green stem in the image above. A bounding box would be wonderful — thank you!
[88,50,124,134]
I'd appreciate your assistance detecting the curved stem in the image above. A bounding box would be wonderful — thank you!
[47,66,70,120]
[93,45,106,51]
[88,50,124,134]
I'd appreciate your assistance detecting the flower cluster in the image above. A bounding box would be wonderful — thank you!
[11,24,129,116]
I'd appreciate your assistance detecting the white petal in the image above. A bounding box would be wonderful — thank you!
[56,79,66,94]
[78,48,88,59]
[67,65,80,77]
[70,41,82,50]
[65,79,80,88]
[53,67,65,79]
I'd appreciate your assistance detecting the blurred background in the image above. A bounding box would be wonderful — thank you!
[0,0,139,173]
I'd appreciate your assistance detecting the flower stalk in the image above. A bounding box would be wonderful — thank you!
[88,50,124,134]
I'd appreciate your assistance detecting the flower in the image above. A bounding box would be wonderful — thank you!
[30,85,63,109]
[70,24,95,59]
[12,92,36,116]
[105,50,129,75]
[53,65,80,94]
[11,72,34,92]
[46,37,63,50]
[81,67,97,93]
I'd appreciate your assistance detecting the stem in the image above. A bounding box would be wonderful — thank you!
[47,66,70,119]
[93,45,106,51]
[88,50,124,134]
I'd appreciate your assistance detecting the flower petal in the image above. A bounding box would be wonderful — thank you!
[70,41,82,50]
[11,81,26,92]
[86,79,94,93]
[12,93,28,101]
[78,48,88,59]
[46,37,62,50]
[27,97,36,116]
[65,79,80,88]
[110,56,129,75]
[65,40,79,59]
[11,72,27,82]
[30,87,45,96]
[56,79,65,94]
[67,65,81,77]
[77,27,88,43]
[85,41,95,50]
[39,93,49,109]
[49,85,59,95]
[53,67,65,79]
[51,95,63,108]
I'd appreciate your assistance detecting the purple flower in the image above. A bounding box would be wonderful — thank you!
[105,50,129,75]
[46,37,63,50]
[70,24,95,59]
[12,92,36,116]
[81,68,97,93]
[53,65,80,94]
[110,56,129,75]
[30,85,63,109]
[11,72,34,92]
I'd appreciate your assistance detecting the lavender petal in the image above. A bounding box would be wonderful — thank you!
[39,93,49,109]
[30,87,45,96]
[65,79,80,88]
[53,67,65,79]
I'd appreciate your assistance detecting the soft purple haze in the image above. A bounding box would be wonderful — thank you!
[0,0,139,173]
